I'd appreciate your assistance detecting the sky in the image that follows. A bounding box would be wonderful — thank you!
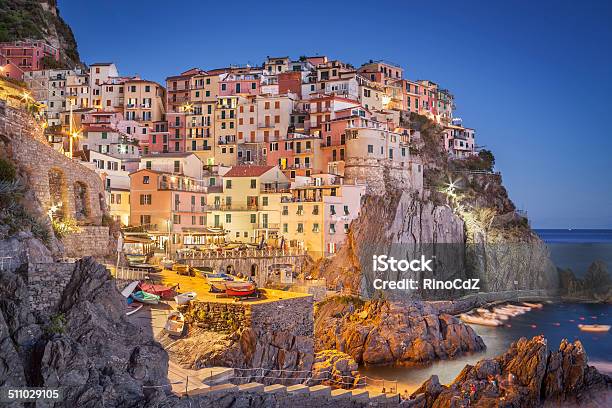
[58,0,612,229]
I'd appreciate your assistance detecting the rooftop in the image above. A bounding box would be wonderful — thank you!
[224,165,274,177]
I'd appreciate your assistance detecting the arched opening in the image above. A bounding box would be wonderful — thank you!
[250,263,258,277]
[73,181,89,220]
[48,168,67,219]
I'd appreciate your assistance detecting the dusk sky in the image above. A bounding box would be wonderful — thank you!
[59,0,612,229]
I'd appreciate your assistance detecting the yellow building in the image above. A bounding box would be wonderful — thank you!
[123,79,166,129]
[214,96,239,166]
[206,166,290,243]
[109,188,130,226]
[186,72,219,162]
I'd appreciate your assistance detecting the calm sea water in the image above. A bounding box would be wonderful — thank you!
[360,230,612,392]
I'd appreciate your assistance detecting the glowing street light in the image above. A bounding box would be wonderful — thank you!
[181,103,193,113]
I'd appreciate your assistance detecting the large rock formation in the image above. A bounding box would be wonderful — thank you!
[315,297,485,366]
[404,335,612,407]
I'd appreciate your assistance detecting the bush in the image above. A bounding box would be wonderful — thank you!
[0,157,16,181]
[46,313,66,335]
[51,217,81,238]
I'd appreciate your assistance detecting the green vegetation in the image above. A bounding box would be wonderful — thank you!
[45,313,66,335]
[51,216,81,238]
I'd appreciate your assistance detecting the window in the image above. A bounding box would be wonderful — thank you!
[145,161,152,169]
[199,216,204,225]
[297,205,304,215]
[344,224,349,233]
[283,223,288,233]
[344,205,350,215]
[192,216,196,225]
[262,197,269,206]
[225,214,232,223]
[250,214,256,223]
[313,205,319,215]
[225,180,232,189]
[139,215,151,225]
[101,132,107,139]
[139,194,152,205]
[312,223,320,232]
[173,161,180,173]
[173,214,181,224]
[143,176,150,184]
[116,194,121,204]
[251,82,256,90]
[329,223,336,234]
[330,205,336,215]
[236,231,240,238]
[221,83,227,91]
[282,206,288,216]
[297,223,304,233]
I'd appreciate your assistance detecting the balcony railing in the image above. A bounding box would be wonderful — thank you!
[205,204,259,211]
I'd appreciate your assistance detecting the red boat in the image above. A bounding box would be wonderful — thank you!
[225,281,257,297]
[139,282,177,300]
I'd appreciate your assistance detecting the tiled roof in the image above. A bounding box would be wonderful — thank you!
[223,165,274,177]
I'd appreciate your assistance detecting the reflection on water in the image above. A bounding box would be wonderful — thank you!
[359,303,612,393]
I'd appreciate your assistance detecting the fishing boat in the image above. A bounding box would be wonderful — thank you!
[132,290,160,305]
[164,311,185,336]
[205,273,235,284]
[121,280,139,298]
[506,304,531,311]
[460,313,502,327]
[578,324,611,333]
[175,292,197,305]
[522,302,543,309]
[476,308,490,314]
[480,311,509,321]
[225,281,257,297]
[139,282,177,300]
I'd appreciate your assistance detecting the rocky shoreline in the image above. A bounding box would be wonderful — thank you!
[315,297,485,366]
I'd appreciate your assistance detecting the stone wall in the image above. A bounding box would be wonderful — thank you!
[27,261,75,318]
[61,226,113,259]
[250,296,313,337]
[0,102,107,225]
[344,157,423,196]
[187,302,249,333]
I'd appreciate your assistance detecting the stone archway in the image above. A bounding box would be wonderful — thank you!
[48,168,67,219]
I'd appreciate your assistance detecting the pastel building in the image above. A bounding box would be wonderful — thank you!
[280,174,366,257]
[139,152,205,179]
[219,73,261,96]
[0,40,59,79]
[256,93,296,142]
[266,132,325,179]
[123,79,166,128]
[206,166,290,243]
[443,121,476,158]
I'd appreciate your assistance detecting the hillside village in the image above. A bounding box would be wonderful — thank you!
[2,39,481,260]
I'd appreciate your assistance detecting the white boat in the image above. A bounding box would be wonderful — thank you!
[578,324,611,333]
[175,292,197,305]
[522,302,543,309]
[476,308,489,314]
[164,311,185,336]
[121,281,139,298]
[460,313,503,327]
[481,311,509,321]
[125,303,142,316]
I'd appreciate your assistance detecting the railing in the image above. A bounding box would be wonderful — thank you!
[255,223,280,229]
[177,248,306,260]
[107,265,150,281]
[205,204,259,211]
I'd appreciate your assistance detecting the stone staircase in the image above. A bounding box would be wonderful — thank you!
[181,381,400,406]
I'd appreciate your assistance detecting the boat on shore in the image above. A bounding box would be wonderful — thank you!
[225,281,257,297]
[125,302,143,316]
[161,258,175,270]
[522,302,543,309]
[578,324,611,333]
[175,292,197,305]
[121,280,139,298]
[139,282,177,300]
[493,307,523,317]
[132,290,160,305]
[460,313,503,327]
[506,304,531,311]
[164,311,185,336]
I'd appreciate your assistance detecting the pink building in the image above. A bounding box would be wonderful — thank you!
[219,73,261,96]
[0,40,60,79]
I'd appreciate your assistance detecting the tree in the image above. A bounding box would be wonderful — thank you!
[478,149,495,171]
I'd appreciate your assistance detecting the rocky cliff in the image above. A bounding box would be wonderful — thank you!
[0,0,81,67]
[404,335,612,407]
[312,114,559,299]
[315,296,485,366]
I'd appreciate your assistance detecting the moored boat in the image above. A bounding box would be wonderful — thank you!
[132,290,160,305]
[121,280,139,298]
[460,313,502,327]
[506,304,531,311]
[476,308,489,314]
[175,292,197,305]
[578,324,611,333]
[164,311,185,336]
[225,281,257,297]
[522,302,543,309]
[139,282,177,300]
[161,258,175,270]
[493,307,522,317]
[125,302,143,316]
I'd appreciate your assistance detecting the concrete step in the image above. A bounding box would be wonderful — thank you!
[238,382,265,392]
[264,384,287,395]
[185,383,237,397]
[350,389,369,401]
[308,385,331,397]
[286,384,309,394]
[330,389,352,399]
[368,392,387,402]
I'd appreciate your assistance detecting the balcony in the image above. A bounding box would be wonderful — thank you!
[158,180,207,193]
[206,204,259,211]
[255,223,280,230]
[261,183,291,193]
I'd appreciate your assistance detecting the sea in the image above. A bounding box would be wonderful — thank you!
[359,229,612,393]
